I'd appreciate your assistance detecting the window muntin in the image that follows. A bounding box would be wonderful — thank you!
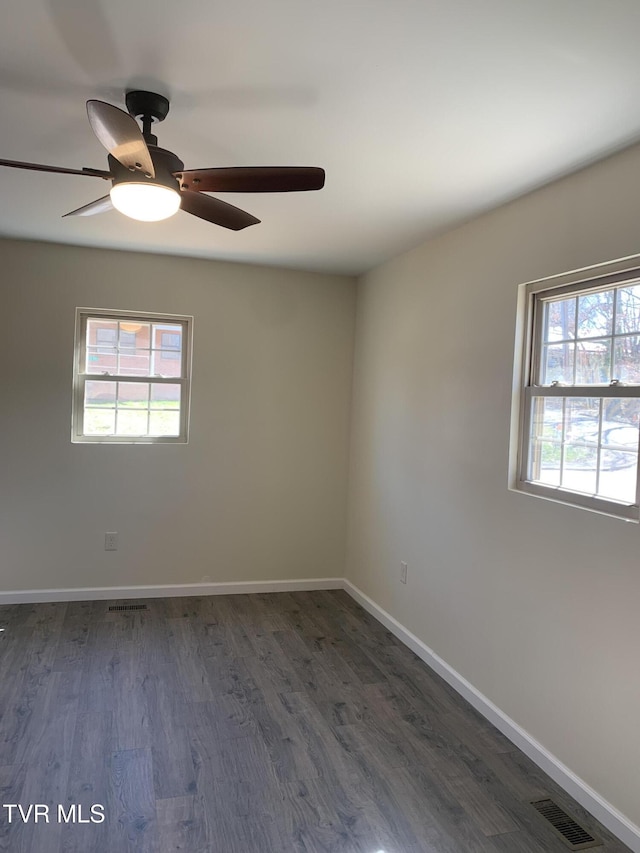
[73,310,191,443]
[517,268,640,520]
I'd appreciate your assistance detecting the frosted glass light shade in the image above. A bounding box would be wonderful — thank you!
[110,183,181,222]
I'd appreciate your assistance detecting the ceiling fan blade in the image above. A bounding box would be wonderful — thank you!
[0,158,111,178]
[179,190,260,231]
[176,166,325,193]
[86,100,155,177]
[63,195,114,217]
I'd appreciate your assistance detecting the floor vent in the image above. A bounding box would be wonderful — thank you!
[530,799,601,849]
[108,604,148,612]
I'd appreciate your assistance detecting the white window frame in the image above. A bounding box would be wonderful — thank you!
[511,256,640,522]
[72,308,193,444]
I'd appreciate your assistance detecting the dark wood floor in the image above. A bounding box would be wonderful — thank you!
[0,589,629,852]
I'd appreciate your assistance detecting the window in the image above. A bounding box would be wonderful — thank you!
[72,309,192,443]
[514,260,640,520]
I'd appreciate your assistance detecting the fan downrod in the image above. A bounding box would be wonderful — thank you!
[125,90,170,146]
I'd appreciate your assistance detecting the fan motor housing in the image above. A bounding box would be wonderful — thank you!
[108,147,184,192]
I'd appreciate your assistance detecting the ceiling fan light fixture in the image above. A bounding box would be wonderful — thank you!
[0,92,324,230]
[109,182,180,222]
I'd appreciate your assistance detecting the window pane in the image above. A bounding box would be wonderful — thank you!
[544,297,575,342]
[530,397,597,493]
[560,397,599,493]
[118,382,149,408]
[84,409,115,435]
[565,397,600,444]
[561,445,597,494]
[88,320,118,353]
[613,335,640,383]
[118,329,137,348]
[542,343,574,384]
[575,340,611,384]
[117,348,151,377]
[152,353,182,377]
[529,398,561,484]
[149,411,180,436]
[528,440,561,485]
[159,330,182,355]
[152,324,183,375]
[86,346,117,373]
[150,384,181,409]
[122,322,150,345]
[602,398,640,448]
[600,394,640,504]
[96,331,117,355]
[616,284,640,335]
[85,380,116,407]
[577,290,613,339]
[84,382,117,436]
[154,324,182,346]
[530,396,563,441]
[95,328,116,343]
[598,452,638,503]
[116,409,149,436]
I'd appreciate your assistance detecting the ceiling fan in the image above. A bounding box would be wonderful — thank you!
[0,90,325,230]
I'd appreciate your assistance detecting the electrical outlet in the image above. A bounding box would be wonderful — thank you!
[104,532,118,551]
[400,561,408,584]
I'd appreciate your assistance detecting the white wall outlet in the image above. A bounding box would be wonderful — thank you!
[104,532,118,551]
[400,561,408,584]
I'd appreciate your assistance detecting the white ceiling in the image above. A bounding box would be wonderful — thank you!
[2,0,640,275]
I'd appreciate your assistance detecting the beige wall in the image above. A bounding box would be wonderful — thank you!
[1,238,355,590]
[346,142,640,828]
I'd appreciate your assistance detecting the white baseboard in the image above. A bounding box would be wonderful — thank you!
[343,579,640,853]
[0,577,343,605]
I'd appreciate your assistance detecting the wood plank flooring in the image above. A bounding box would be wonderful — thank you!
[0,590,630,852]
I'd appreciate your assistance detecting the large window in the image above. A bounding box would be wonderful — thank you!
[72,309,192,443]
[514,260,640,521]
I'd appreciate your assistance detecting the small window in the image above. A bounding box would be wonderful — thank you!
[513,260,640,520]
[72,309,192,443]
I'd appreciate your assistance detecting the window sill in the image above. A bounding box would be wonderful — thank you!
[510,480,639,523]
[71,436,188,445]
